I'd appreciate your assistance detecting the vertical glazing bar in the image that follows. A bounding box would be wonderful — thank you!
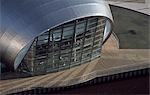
[58,26,63,71]
[31,38,37,75]
[80,18,88,64]
[98,17,106,54]
[46,30,51,72]
[91,18,99,59]
[32,37,37,74]
[52,31,55,72]
[70,21,76,67]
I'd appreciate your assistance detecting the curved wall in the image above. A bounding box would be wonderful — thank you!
[0,0,113,70]
[18,16,108,75]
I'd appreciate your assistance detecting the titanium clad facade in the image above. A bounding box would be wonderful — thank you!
[0,0,113,73]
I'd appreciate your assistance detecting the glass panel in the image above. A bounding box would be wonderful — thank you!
[61,47,71,54]
[59,53,70,68]
[87,18,97,30]
[53,42,59,50]
[76,21,86,35]
[63,26,74,39]
[88,23,97,29]
[38,35,49,41]
[71,53,81,64]
[82,53,91,62]
[53,29,62,41]
[92,49,101,59]
[88,18,97,24]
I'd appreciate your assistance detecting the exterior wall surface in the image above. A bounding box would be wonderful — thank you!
[0,0,113,70]
[18,16,107,75]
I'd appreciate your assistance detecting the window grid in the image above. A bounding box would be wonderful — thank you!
[19,17,106,75]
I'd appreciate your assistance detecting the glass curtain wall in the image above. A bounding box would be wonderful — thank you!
[17,16,106,75]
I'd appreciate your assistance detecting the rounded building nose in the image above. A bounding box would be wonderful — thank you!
[0,0,113,72]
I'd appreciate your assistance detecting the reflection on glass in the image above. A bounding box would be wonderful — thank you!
[18,17,106,75]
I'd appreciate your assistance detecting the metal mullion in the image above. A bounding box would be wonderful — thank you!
[91,17,99,59]
[30,37,38,74]
[45,30,51,71]
[69,21,76,67]
[58,26,63,70]
[80,18,88,63]
[52,30,55,71]
[99,19,107,50]
[47,31,51,54]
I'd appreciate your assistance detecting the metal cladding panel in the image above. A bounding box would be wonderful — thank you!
[0,0,113,69]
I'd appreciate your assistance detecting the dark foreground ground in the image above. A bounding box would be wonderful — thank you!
[57,75,149,95]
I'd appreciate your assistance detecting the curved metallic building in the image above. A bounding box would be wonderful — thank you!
[0,0,113,74]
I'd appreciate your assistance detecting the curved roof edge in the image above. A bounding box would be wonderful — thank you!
[0,0,113,70]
